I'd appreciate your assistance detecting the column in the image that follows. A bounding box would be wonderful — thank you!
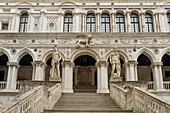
[39,9,46,32]
[159,12,167,32]
[126,11,131,32]
[91,67,96,85]
[152,62,165,91]
[96,61,109,93]
[163,13,169,32]
[95,62,101,93]
[13,13,20,32]
[125,62,130,81]
[74,67,78,85]
[111,13,115,32]
[0,21,2,30]
[153,13,157,32]
[59,13,64,32]
[127,61,138,81]
[155,13,160,32]
[82,13,85,32]
[62,61,74,93]
[32,61,46,81]
[96,13,100,32]
[28,13,34,32]
[6,62,20,90]
[140,12,145,32]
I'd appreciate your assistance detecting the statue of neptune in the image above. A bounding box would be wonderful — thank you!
[50,45,61,81]
[109,50,121,78]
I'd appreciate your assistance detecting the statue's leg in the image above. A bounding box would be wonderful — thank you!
[116,64,120,77]
[111,64,115,76]
[57,64,60,78]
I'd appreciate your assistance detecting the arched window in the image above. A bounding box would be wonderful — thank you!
[131,13,140,32]
[116,13,125,32]
[64,13,73,32]
[167,13,170,32]
[19,13,28,33]
[101,13,110,32]
[86,13,96,32]
[145,13,154,32]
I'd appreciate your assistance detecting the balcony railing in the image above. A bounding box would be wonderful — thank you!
[0,82,6,89]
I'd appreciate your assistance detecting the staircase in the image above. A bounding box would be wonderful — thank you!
[43,93,133,113]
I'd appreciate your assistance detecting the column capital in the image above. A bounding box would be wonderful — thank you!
[152,62,163,66]
[97,61,109,67]
[63,61,75,67]
[7,62,20,68]
[126,61,138,65]
[31,61,47,67]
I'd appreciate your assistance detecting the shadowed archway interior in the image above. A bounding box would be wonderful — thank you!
[73,55,97,93]
[0,54,8,81]
[137,54,153,81]
[18,54,33,80]
[162,54,170,81]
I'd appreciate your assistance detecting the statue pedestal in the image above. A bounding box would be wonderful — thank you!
[110,76,122,82]
[49,76,61,81]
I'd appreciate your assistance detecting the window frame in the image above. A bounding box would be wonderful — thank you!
[130,13,140,32]
[64,13,73,33]
[86,13,96,32]
[101,13,110,32]
[19,13,28,33]
[116,13,126,32]
[145,13,154,32]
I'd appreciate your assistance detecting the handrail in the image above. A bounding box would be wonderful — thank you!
[1,83,62,113]
[110,83,170,113]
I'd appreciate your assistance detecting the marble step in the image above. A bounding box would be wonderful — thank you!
[43,110,133,113]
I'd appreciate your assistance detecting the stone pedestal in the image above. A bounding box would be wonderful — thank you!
[49,76,61,81]
[110,76,122,82]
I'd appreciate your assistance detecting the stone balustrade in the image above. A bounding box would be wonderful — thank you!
[110,83,170,113]
[0,82,6,89]
[148,82,154,90]
[1,83,61,113]
[163,82,170,90]
[148,82,170,90]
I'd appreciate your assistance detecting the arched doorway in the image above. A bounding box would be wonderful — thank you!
[0,54,8,81]
[137,54,153,81]
[45,57,62,81]
[73,55,97,93]
[162,54,170,81]
[18,54,33,80]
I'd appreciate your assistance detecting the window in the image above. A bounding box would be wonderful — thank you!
[167,13,170,32]
[19,13,28,33]
[116,13,125,32]
[101,13,110,32]
[64,13,73,32]
[145,13,154,32]
[2,23,8,30]
[131,13,140,32]
[86,13,96,32]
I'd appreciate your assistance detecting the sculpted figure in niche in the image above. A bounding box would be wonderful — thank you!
[50,45,61,80]
[76,33,94,48]
[109,50,121,78]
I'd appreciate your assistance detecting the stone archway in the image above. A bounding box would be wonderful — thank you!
[73,55,97,93]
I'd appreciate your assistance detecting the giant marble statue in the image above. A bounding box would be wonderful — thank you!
[49,45,61,81]
[109,50,121,81]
